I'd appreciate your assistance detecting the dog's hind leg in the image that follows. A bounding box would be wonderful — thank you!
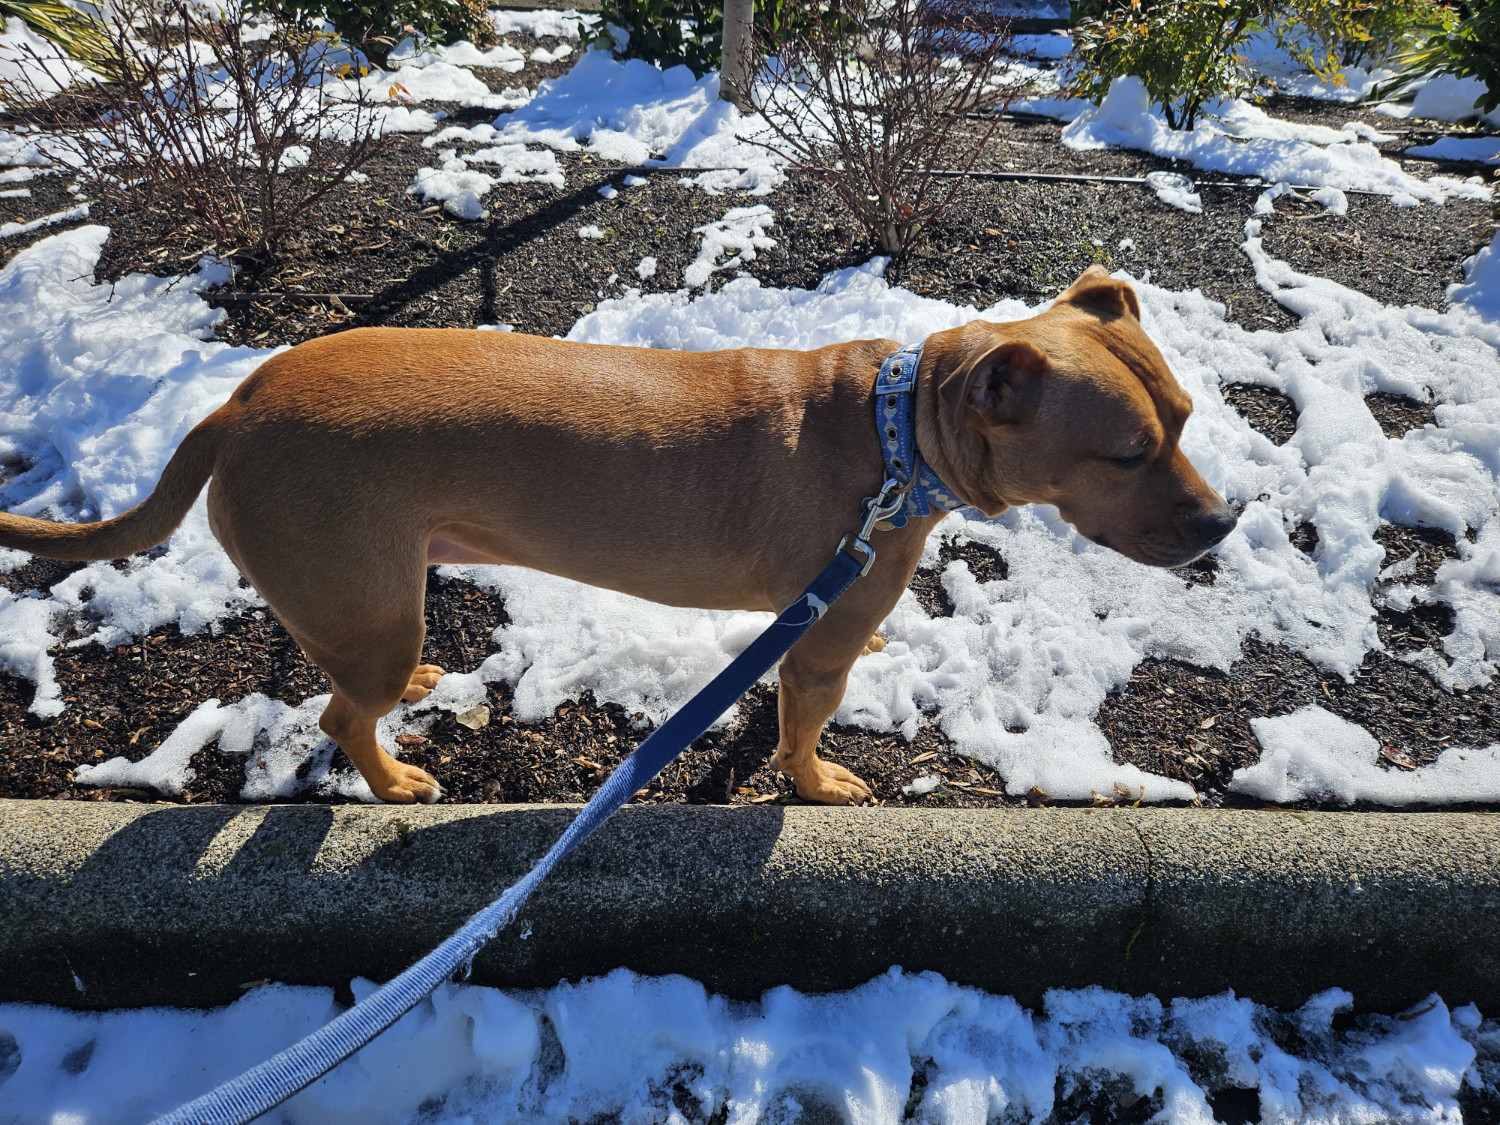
[317,688,441,804]
[238,547,443,803]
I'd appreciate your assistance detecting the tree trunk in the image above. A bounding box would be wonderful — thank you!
[720,0,754,110]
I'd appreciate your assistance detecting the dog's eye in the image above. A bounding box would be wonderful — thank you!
[1110,451,1149,469]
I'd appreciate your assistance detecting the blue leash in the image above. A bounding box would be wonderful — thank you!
[151,479,909,1125]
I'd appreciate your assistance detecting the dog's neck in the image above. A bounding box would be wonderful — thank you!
[912,349,992,517]
[873,344,969,525]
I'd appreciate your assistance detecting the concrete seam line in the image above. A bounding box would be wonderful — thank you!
[1118,817,1155,992]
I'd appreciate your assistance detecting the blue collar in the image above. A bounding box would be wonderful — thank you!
[872,342,969,530]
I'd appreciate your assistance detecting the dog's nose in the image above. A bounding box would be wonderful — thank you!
[1188,504,1238,546]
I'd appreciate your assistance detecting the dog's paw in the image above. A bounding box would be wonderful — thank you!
[790,758,872,806]
[402,664,447,704]
[861,633,887,656]
[372,760,443,804]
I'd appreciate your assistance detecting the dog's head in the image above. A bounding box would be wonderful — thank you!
[924,265,1235,568]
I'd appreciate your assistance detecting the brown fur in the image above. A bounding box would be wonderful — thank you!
[0,266,1233,803]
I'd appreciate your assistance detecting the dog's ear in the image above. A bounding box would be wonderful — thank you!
[1059,266,1141,322]
[939,339,1049,431]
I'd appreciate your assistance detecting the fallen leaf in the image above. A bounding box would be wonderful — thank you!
[1026,785,1048,808]
[1380,744,1417,771]
[1091,790,1117,807]
[1113,781,1133,799]
[455,705,491,730]
[394,733,428,747]
[909,750,938,764]
[751,793,779,804]
[82,719,103,730]
[572,756,603,770]
[1198,716,1217,730]
[734,786,758,795]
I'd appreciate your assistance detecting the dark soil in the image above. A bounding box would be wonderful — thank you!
[1222,383,1298,443]
[1,43,1495,810]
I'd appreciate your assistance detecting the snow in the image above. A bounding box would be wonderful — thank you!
[1450,233,1500,322]
[684,205,776,288]
[0,17,99,99]
[0,227,262,719]
[486,51,784,194]
[1143,171,1200,214]
[1230,704,1500,804]
[1407,137,1500,164]
[0,203,88,240]
[407,143,564,219]
[490,8,593,41]
[0,970,1488,1124]
[1064,77,1490,207]
[1408,74,1500,129]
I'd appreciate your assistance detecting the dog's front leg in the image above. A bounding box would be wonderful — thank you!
[771,544,921,804]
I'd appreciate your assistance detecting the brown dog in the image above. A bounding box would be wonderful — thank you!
[0,265,1235,804]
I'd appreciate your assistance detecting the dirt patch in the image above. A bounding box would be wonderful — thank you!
[1365,391,1439,439]
[1223,383,1298,443]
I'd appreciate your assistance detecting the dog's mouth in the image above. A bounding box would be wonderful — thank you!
[1085,532,1215,570]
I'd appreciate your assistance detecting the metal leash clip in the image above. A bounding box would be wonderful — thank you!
[838,478,906,577]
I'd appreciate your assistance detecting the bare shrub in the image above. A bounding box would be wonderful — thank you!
[0,0,389,264]
[749,0,1024,256]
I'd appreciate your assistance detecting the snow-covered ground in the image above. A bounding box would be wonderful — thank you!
[1,10,1498,808]
[5,211,1496,807]
[1,969,1493,1124]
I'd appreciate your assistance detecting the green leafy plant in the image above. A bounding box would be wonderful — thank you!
[0,0,117,77]
[1390,0,1500,112]
[1286,0,1451,68]
[593,0,837,77]
[1070,0,1345,131]
[250,0,496,66]
[593,0,724,75]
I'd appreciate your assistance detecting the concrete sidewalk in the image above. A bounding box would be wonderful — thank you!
[1,800,1496,1011]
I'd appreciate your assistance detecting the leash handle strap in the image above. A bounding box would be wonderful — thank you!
[151,547,868,1125]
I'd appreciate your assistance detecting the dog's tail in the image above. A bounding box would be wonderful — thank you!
[0,417,221,562]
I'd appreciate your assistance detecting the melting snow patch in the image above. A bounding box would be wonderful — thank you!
[488,51,784,193]
[1065,76,1490,206]
[1407,136,1500,164]
[684,205,776,288]
[1231,705,1500,804]
[0,971,1488,1124]
[0,203,88,240]
[0,227,262,718]
[1450,232,1500,322]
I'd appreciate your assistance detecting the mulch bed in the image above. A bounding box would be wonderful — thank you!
[1,39,1496,810]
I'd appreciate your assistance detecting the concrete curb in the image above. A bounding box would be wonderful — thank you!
[1,800,1496,1012]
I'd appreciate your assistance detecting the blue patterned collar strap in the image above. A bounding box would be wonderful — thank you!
[873,342,969,530]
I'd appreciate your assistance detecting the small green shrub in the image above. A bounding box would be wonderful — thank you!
[251,0,497,65]
[1395,0,1500,112]
[593,0,723,75]
[593,0,829,77]
[1070,0,1344,131]
[1290,0,1451,68]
